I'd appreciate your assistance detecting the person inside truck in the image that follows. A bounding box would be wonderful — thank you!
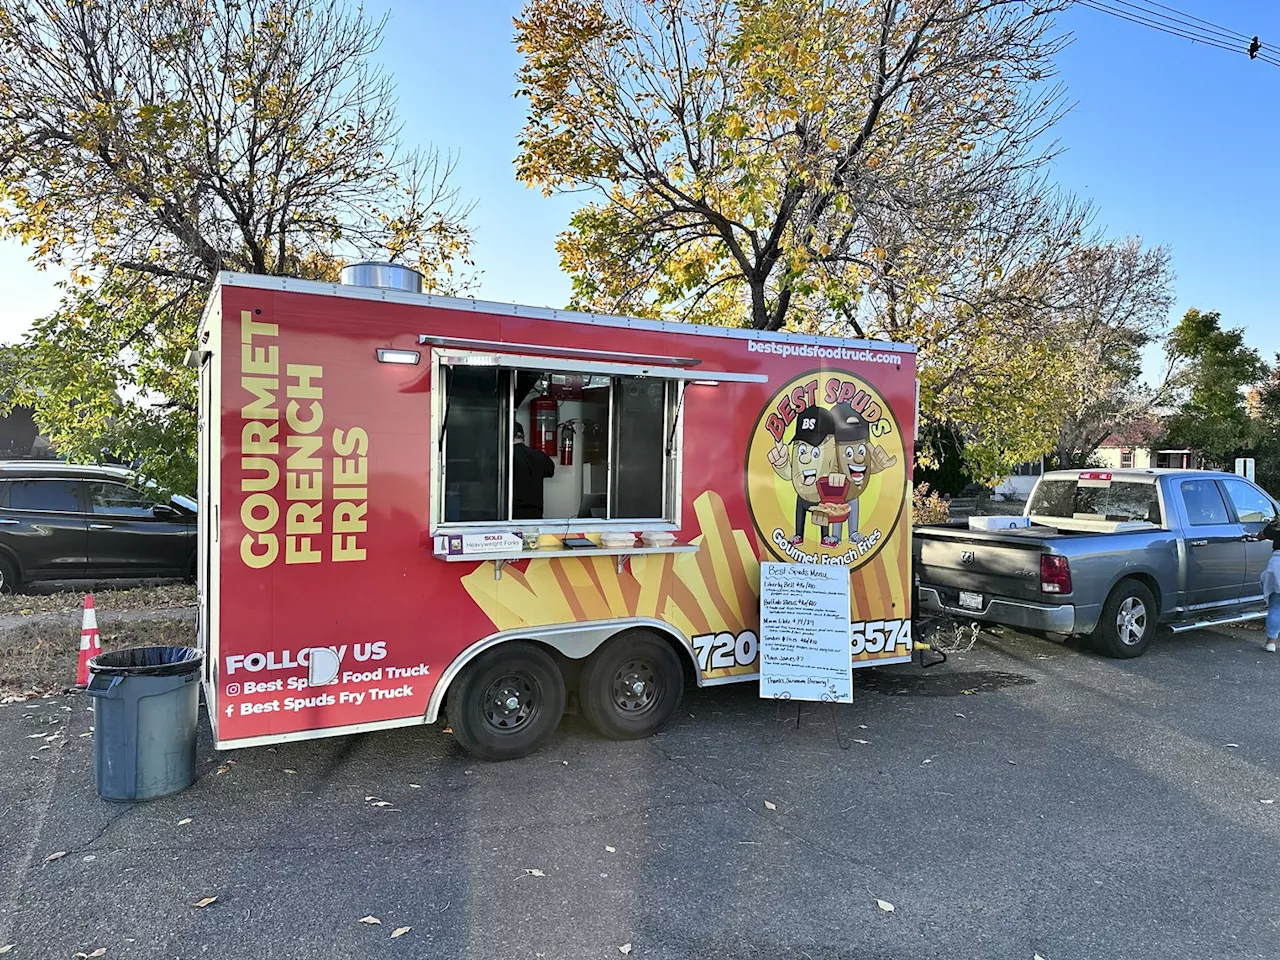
[1248,517,1280,653]
[512,421,556,520]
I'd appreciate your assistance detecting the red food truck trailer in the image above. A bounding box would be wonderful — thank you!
[196,266,918,759]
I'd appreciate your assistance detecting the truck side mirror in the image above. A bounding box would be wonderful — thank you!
[152,503,180,520]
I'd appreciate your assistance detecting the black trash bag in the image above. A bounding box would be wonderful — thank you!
[89,646,203,677]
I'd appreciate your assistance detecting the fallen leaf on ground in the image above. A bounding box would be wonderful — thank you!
[87,949,107,958]
[852,738,870,745]
[764,800,776,810]
[215,764,230,775]
[177,818,193,825]
[605,846,616,853]
[390,927,411,939]
[191,897,217,908]
[1007,760,1017,765]
[359,916,382,925]
[43,851,66,862]
[408,783,422,789]
[876,899,895,912]
[619,945,632,955]
[921,759,933,765]
[962,689,976,695]
[1261,799,1275,805]
[0,945,14,955]
[955,713,966,719]
[1034,954,1047,960]
[370,801,391,808]
[283,769,297,775]
[524,868,546,877]
[1225,743,1240,749]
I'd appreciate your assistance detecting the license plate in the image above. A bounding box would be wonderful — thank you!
[958,591,983,611]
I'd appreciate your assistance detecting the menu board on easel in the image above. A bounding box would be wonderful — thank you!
[758,562,853,703]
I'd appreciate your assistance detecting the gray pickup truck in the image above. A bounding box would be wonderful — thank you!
[914,469,1278,657]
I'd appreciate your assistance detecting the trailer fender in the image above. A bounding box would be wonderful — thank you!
[424,617,700,724]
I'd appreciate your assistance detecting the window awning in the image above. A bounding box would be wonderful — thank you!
[430,345,767,385]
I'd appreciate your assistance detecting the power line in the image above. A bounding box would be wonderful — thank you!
[1096,0,1245,48]
[1077,0,1278,64]
[1133,0,1253,43]
[1075,0,1280,67]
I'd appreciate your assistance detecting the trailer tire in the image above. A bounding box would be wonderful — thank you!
[579,631,684,741]
[1092,579,1157,659]
[448,642,566,761]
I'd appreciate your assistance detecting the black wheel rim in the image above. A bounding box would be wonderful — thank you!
[482,672,543,734]
[610,658,659,716]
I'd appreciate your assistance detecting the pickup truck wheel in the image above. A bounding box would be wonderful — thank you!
[448,642,566,761]
[579,631,684,740]
[1093,581,1157,659]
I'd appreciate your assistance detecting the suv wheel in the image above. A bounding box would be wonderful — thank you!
[0,557,18,594]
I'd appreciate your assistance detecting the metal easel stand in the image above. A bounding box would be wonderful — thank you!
[772,692,851,749]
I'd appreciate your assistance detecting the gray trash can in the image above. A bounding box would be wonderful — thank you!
[86,646,204,802]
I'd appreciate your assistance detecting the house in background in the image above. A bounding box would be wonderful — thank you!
[1093,417,1204,471]
[995,458,1044,499]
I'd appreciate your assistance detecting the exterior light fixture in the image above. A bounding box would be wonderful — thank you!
[376,348,421,365]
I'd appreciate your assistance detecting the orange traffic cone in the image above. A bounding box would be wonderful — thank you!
[75,594,101,688]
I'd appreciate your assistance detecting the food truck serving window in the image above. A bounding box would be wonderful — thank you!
[438,363,680,528]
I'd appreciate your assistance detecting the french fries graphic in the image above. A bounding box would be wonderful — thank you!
[460,492,759,669]
[458,490,912,675]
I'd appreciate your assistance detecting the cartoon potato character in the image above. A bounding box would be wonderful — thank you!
[767,405,839,544]
[828,402,898,544]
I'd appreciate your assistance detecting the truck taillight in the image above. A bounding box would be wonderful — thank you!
[1041,555,1072,594]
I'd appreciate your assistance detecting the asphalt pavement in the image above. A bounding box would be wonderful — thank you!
[2,625,1279,960]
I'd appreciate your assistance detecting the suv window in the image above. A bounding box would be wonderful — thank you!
[8,479,82,513]
[88,481,158,517]
[1180,479,1230,526]
[1222,479,1277,524]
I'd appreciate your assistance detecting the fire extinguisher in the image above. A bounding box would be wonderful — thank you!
[530,396,558,457]
[560,422,575,466]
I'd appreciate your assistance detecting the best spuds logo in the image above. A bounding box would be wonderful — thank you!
[745,371,906,568]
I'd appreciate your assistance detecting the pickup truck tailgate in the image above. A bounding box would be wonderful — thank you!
[914,527,1050,603]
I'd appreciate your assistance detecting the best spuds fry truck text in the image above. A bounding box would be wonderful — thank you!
[196,268,917,759]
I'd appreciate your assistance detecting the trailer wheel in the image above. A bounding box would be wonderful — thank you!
[1092,579,1157,659]
[448,642,566,761]
[579,631,684,740]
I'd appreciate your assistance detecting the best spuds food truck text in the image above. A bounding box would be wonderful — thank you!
[196,269,917,759]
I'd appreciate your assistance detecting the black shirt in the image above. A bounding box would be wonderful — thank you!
[1259,520,1280,552]
[512,442,555,519]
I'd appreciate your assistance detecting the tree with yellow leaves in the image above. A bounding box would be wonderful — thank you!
[515,0,1105,476]
[0,0,472,490]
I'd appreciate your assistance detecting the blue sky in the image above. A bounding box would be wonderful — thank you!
[1,0,1277,376]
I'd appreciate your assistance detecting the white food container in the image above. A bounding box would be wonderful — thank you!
[967,515,1032,531]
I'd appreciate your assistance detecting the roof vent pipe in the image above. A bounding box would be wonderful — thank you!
[339,261,424,294]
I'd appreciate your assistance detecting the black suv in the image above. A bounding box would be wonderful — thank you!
[0,462,196,591]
